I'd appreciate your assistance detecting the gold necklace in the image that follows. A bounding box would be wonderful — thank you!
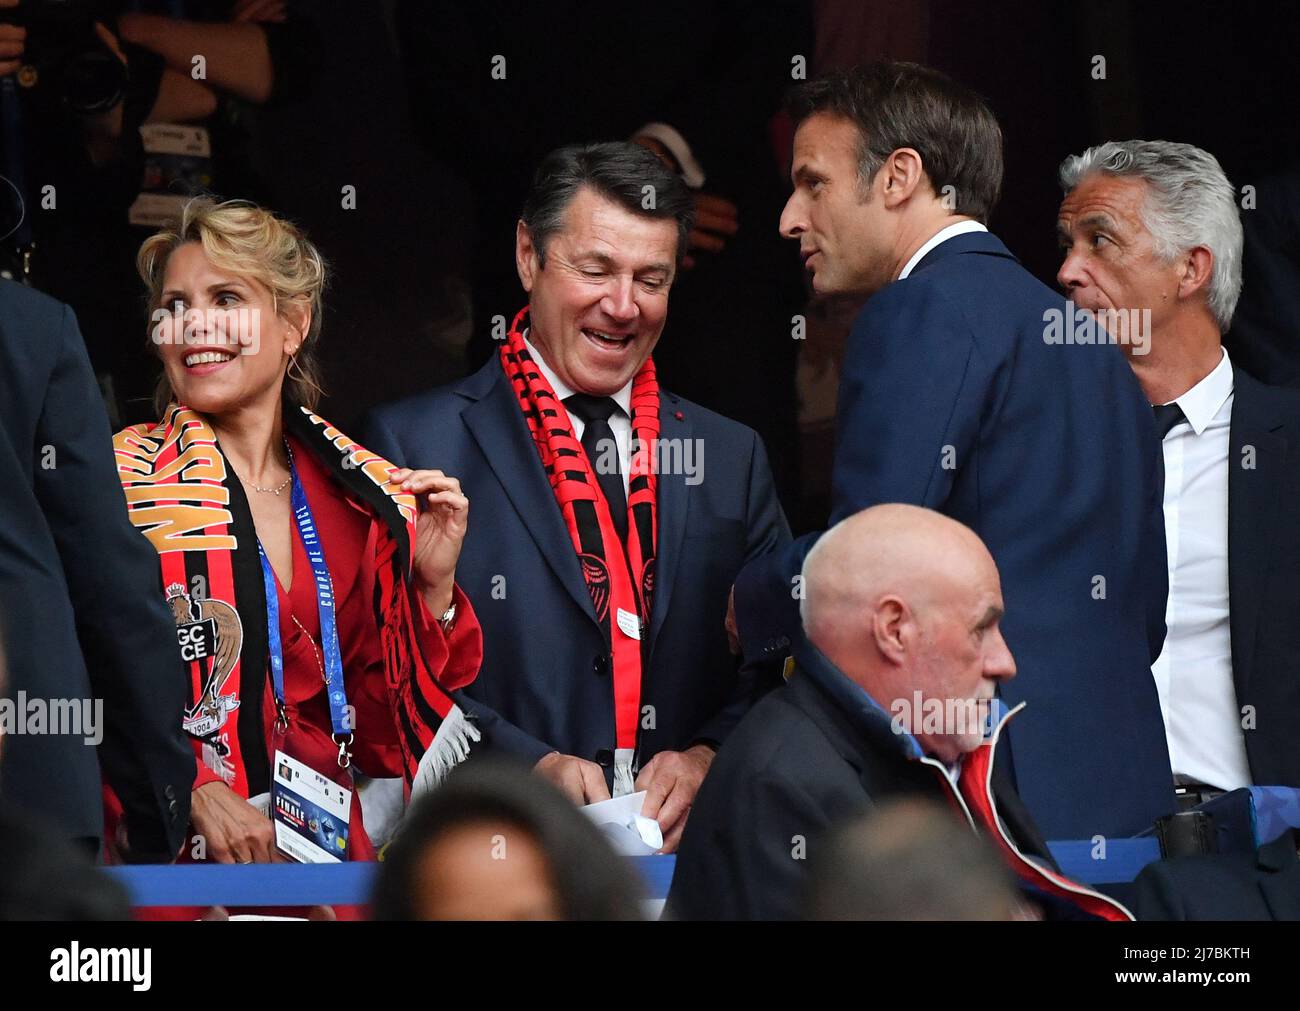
[239,439,292,495]
[248,473,291,495]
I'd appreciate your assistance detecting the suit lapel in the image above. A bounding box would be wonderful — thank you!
[1228,369,1287,703]
[462,366,600,627]
[647,393,691,650]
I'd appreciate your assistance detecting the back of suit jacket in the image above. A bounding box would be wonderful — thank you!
[736,231,1175,841]
[0,281,193,859]
[363,357,790,781]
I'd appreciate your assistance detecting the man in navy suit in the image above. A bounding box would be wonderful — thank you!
[364,142,789,850]
[0,280,193,862]
[1058,140,1300,802]
[733,63,1175,841]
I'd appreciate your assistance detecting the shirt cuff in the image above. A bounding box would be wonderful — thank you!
[633,122,706,189]
[193,756,226,791]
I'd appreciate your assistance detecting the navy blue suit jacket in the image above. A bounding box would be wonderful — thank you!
[1226,367,1300,787]
[1135,829,1300,921]
[0,281,193,860]
[735,230,1175,840]
[363,357,790,782]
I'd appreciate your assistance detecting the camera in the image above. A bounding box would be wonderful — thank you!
[5,0,127,115]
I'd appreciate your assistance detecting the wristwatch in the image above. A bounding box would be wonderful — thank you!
[437,602,457,635]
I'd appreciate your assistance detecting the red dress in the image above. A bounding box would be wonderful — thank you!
[187,434,481,859]
[109,435,481,914]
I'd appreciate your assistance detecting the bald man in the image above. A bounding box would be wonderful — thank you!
[666,505,1132,921]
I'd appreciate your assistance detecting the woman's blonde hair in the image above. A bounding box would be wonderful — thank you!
[138,198,328,416]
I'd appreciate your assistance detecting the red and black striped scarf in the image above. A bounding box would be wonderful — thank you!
[500,308,658,772]
[113,403,477,801]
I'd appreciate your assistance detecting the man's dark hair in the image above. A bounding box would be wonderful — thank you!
[520,141,696,267]
[370,757,646,921]
[787,61,1004,222]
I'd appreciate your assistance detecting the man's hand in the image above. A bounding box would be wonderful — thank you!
[233,0,288,23]
[534,752,612,805]
[190,780,277,863]
[635,743,715,853]
[629,134,738,270]
[0,1,25,80]
[683,193,739,270]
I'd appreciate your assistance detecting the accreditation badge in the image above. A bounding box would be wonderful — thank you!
[128,123,214,229]
[271,750,352,864]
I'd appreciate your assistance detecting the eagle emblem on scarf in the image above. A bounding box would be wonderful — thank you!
[166,582,243,739]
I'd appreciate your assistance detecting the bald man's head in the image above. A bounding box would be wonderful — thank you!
[800,505,1016,762]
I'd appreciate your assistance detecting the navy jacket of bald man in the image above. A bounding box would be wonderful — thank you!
[734,230,1176,841]
[362,355,790,784]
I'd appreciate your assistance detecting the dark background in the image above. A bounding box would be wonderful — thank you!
[272,0,1300,427]
[11,0,1300,521]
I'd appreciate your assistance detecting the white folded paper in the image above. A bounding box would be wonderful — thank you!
[581,790,663,855]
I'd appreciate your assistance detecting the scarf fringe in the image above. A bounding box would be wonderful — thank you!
[409,703,481,801]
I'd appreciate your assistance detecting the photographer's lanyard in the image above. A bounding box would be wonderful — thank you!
[257,452,353,768]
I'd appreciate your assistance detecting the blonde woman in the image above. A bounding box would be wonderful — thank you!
[110,199,481,867]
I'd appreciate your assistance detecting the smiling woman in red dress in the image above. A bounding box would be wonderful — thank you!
[108,199,482,869]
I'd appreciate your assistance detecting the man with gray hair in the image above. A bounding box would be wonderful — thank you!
[668,504,1131,921]
[1058,140,1300,802]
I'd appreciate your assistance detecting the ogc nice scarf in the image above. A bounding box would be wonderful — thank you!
[500,308,658,792]
[113,403,478,801]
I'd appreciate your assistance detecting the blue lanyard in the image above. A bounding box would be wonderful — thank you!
[256,446,353,767]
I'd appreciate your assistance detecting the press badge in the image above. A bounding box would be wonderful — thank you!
[272,750,351,864]
[128,123,214,228]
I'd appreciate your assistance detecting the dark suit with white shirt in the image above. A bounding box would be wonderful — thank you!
[362,355,790,788]
[1148,357,1300,793]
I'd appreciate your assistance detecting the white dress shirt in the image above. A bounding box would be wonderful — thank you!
[524,336,634,494]
[897,220,989,280]
[1152,347,1252,791]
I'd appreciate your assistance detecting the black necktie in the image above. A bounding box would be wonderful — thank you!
[564,393,627,539]
[1152,402,1187,439]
